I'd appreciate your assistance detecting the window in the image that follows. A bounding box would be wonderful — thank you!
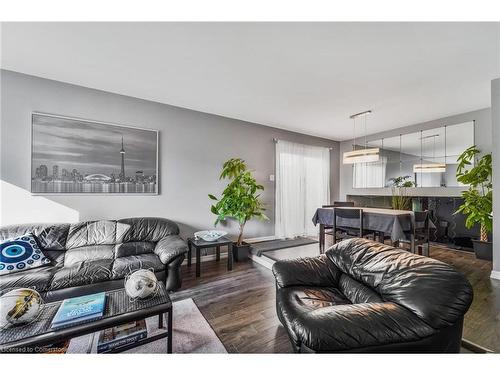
[353,157,387,188]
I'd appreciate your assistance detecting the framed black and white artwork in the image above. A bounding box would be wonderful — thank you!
[31,113,159,195]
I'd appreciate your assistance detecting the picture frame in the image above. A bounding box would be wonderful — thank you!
[31,112,159,195]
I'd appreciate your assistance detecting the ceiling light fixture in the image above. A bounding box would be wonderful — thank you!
[413,132,446,173]
[343,110,380,164]
[413,163,447,173]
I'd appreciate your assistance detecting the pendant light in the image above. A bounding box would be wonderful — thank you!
[343,110,380,164]
[413,133,446,173]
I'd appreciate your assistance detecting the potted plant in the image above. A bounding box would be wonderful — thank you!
[455,145,492,260]
[388,175,415,210]
[209,158,269,261]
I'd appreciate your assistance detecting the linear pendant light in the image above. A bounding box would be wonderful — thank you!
[343,110,380,164]
[413,132,446,173]
[413,163,446,173]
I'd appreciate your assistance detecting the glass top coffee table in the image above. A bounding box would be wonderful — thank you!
[0,284,172,354]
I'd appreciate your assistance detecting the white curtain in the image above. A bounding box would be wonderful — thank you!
[353,157,387,188]
[275,140,330,238]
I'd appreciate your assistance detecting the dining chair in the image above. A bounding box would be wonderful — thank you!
[326,207,377,245]
[320,202,356,252]
[399,211,431,255]
[333,207,363,244]
[322,201,355,208]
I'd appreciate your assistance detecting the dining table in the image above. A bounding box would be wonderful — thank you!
[312,206,435,253]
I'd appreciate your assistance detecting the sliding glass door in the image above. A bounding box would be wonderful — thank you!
[275,140,330,238]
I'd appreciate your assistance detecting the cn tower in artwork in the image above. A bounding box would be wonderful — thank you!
[119,136,126,181]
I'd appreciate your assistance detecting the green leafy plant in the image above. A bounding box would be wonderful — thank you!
[455,145,492,242]
[209,158,269,246]
[389,175,415,210]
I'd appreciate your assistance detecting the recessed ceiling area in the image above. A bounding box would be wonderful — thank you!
[1,22,498,140]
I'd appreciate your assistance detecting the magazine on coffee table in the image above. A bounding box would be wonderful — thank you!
[97,319,148,353]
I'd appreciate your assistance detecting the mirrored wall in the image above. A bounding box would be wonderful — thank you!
[352,121,474,188]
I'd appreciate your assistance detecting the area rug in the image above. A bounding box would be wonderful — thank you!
[250,237,318,256]
[66,298,227,354]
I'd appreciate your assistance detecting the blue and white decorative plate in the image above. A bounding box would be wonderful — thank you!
[0,234,51,275]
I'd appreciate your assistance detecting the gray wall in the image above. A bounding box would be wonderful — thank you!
[339,108,492,199]
[0,70,340,239]
[492,78,500,277]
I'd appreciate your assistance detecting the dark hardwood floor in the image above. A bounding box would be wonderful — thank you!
[429,245,500,352]
[171,243,500,353]
[171,256,293,353]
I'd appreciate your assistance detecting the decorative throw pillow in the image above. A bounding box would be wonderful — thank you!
[0,234,51,275]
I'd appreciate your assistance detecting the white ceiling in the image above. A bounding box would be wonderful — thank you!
[1,22,499,141]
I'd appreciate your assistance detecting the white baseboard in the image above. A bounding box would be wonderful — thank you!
[490,270,500,280]
[248,253,274,270]
[244,235,278,244]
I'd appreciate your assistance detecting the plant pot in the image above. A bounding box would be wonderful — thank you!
[232,242,251,262]
[472,239,492,261]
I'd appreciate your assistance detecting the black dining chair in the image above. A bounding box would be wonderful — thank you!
[322,201,355,208]
[326,207,378,245]
[320,202,356,252]
[399,211,431,255]
[331,207,364,244]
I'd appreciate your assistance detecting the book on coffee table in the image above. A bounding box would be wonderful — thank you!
[97,319,148,353]
[51,292,106,330]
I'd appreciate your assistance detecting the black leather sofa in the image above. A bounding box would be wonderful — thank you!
[0,217,188,302]
[272,238,473,353]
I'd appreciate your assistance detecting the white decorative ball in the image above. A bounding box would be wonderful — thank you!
[0,288,43,329]
[124,269,159,300]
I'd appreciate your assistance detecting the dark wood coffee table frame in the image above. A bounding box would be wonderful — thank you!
[187,237,233,277]
[0,286,173,354]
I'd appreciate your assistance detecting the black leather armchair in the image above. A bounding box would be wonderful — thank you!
[0,217,188,302]
[272,238,473,353]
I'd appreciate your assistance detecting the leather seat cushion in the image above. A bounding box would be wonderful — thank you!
[338,273,383,304]
[0,266,57,293]
[117,217,180,242]
[277,286,351,320]
[0,223,70,250]
[293,302,435,352]
[115,241,156,258]
[63,245,115,266]
[50,259,113,289]
[112,254,164,279]
[327,238,473,329]
[276,286,352,346]
[66,221,117,249]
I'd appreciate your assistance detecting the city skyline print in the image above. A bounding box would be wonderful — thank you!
[31,113,158,194]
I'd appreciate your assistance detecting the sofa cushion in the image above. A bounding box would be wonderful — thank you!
[63,245,115,266]
[43,250,66,267]
[115,241,156,258]
[112,253,164,279]
[0,266,57,293]
[291,302,435,352]
[338,273,383,304]
[0,234,52,275]
[277,286,351,317]
[50,259,113,289]
[117,217,180,242]
[326,238,474,329]
[66,221,117,249]
[0,224,70,250]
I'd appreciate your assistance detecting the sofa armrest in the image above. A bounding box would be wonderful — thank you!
[272,255,341,288]
[154,235,188,264]
[294,302,435,352]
